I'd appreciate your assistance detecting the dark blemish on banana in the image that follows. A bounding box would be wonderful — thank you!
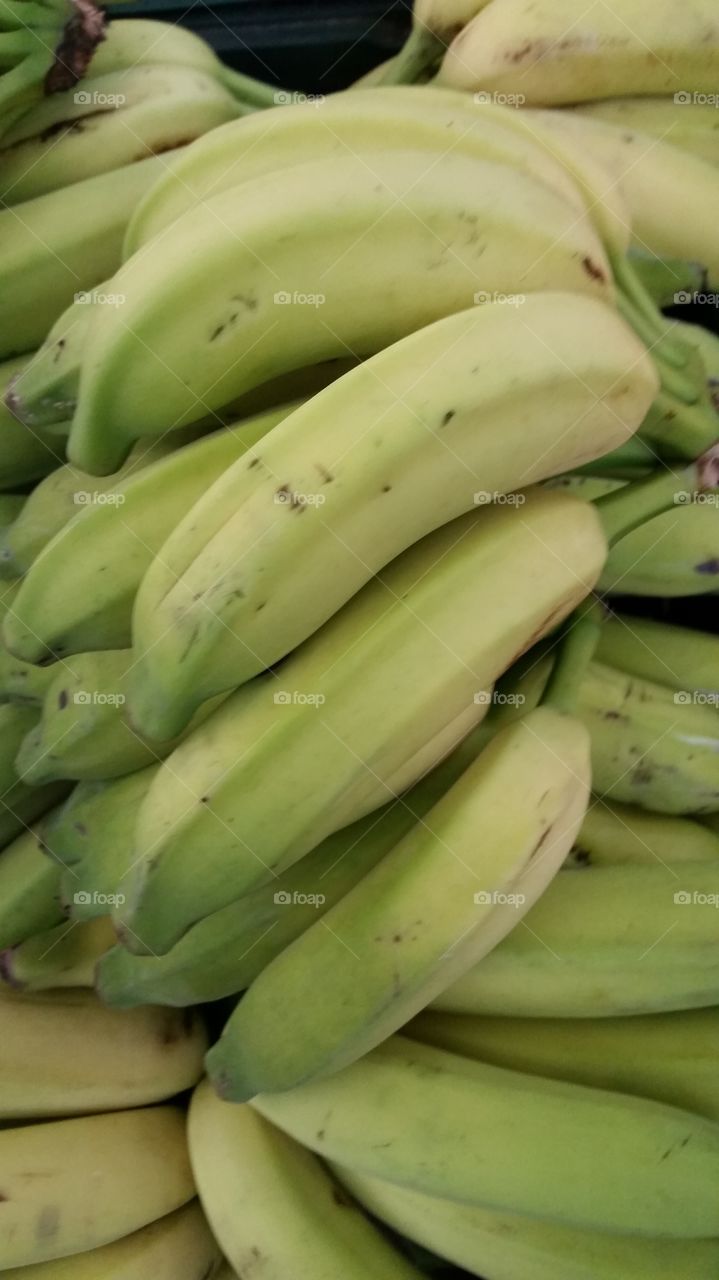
[316,464,334,483]
[582,257,606,284]
[248,456,261,469]
[381,484,392,493]
[440,409,456,428]
[210,323,225,342]
[57,689,68,710]
[696,559,719,575]
[255,602,266,612]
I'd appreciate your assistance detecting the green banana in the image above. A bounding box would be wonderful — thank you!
[408,1006,719,1123]
[0,0,104,144]
[432,859,719,1017]
[118,487,605,955]
[596,615,719,696]
[0,916,115,989]
[0,1106,194,1268]
[629,251,708,311]
[569,799,719,867]
[0,984,206,1114]
[0,822,63,949]
[0,63,242,204]
[0,578,55,705]
[575,97,719,169]
[49,147,614,470]
[437,0,719,104]
[0,1202,221,1280]
[127,292,653,739]
[378,1,492,85]
[188,1082,424,1280]
[5,404,296,659]
[0,703,68,846]
[0,154,170,359]
[207,705,590,1099]
[0,356,63,488]
[253,1034,719,1237]
[337,1167,719,1280]
[13,649,224,784]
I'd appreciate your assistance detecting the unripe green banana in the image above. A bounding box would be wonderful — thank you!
[45,148,613,471]
[596,615,719,696]
[0,916,115,989]
[433,860,719,1016]
[0,822,63,949]
[208,705,590,1099]
[437,0,719,104]
[118,487,605,955]
[0,579,55,705]
[0,154,170,359]
[188,1082,424,1280]
[5,404,295,658]
[336,1168,719,1280]
[0,63,241,204]
[0,356,63,487]
[575,97,719,169]
[0,1202,221,1280]
[0,704,68,846]
[0,1106,194,1268]
[408,1006,719,1122]
[569,799,719,867]
[0,985,206,1115]
[127,293,652,739]
[253,1034,719,1237]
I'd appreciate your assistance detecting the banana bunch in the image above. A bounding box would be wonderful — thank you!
[115,487,605,956]
[0,0,104,142]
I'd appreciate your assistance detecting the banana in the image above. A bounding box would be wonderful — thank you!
[596,614,719,695]
[207,705,590,1099]
[0,822,64,949]
[125,87,592,255]
[0,64,241,204]
[127,293,652,739]
[0,153,170,359]
[0,915,114,988]
[0,578,54,705]
[408,1006,719,1123]
[337,1168,719,1280]
[0,703,68,846]
[55,148,614,471]
[437,0,719,104]
[432,859,719,1017]
[0,432,184,580]
[252,1034,719,1237]
[575,97,719,169]
[577,661,719,814]
[118,488,605,955]
[0,355,63,487]
[13,649,224,784]
[0,1202,222,1280]
[188,1081,424,1280]
[527,110,719,284]
[380,1,493,85]
[0,985,206,1114]
[0,1105,195,1268]
[0,494,23,524]
[5,404,296,659]
[568,799,719,867]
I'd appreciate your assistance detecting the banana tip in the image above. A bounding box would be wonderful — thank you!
[0,948,23,990]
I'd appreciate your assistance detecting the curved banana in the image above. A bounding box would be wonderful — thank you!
[125,87,591,255]
[432,859,719,1016]
[569,799,719,867]
[575,97,719,168]
[253,1034,719,1237]
[0,985,206,1115]
[437,0,719,104]
[118,488,605,955]
[5,404,295,659]
[0,821,64,949]
[0,1105,195,1268]
[0,153,169,360]
[337,1167,719,1280]
[596,614,719,695]
[0,703,68,846]
[127,294,652,739]
[0,355,63,488]
[0,63,241,204]
[188,1080,424,1280]
[408,1006,719,1122]
[207,705,590,1099]
[0,1202,221,1280]
[59,148,613,471]
[1,916,115,989]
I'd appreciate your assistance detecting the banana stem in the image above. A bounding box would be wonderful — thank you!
[639,390,719,460]
[612,252,690,370]
[572,435,661,477]
[594,454,719,547]
[540,596,605,715]
[376,24,447,85]
[219,66,286,111]
[629,251,706,310]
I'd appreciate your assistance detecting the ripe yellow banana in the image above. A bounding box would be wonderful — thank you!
[188,1081,425,1280]
[437,0,719,104]
[0,1105,195,1268]
[127,293,652,739]
[1,916,115,989]
[118,487,605,955]
[253,1034,719,1236]
[0,986,206,1115]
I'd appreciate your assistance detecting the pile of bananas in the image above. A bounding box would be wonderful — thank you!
[1,0,719,1274]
